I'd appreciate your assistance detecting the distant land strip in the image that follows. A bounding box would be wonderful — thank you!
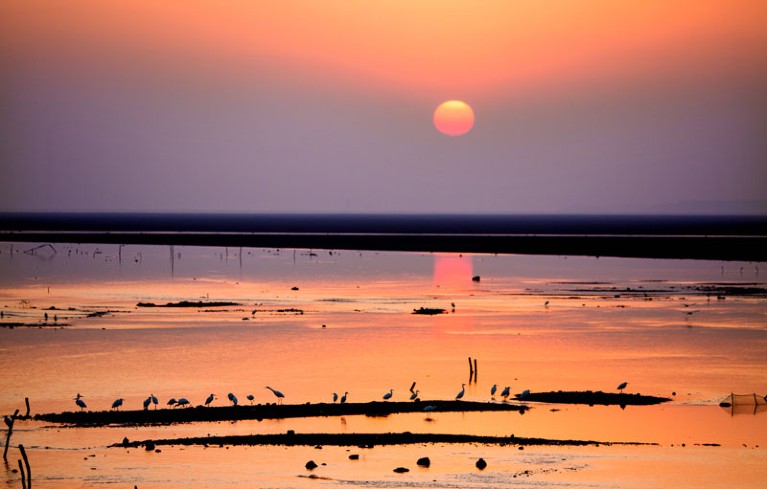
[2,213,766,261]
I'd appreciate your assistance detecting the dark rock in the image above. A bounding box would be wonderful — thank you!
[305,460,318,470]
[472,275,481,282]
[122,437,130,447]
[349,454,359,460]
[144,441,155,451]
[475,458,487,470]
[393,467,410,473]
[416,457,430,467]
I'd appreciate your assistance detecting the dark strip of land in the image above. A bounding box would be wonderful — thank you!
[113,431,656,449]
[2,213,766,261]
[34,392,670,427]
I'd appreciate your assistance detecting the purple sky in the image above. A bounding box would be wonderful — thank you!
[2,1,766,214]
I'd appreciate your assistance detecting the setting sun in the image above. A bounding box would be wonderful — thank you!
[433,100,475,136]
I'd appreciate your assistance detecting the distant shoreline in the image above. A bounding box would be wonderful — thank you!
[2,213,766,261]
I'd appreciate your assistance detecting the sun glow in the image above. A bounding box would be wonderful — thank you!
[433,100,475,136]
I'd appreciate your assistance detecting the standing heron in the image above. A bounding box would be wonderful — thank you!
[227,392,238,406]
[143,396,152,411]
[265,386,285,404]
[205,393,215,407]
[340,392,348,404]
[333,392,339,403]
[177,397,190,408]
[410,390,420,401]
[74,394,87,411]
[490,384,497,397]
[455,384,466,400]
[500,386,510,399]
[111,398,124,411]
[151,394,159,409]
[382,389,393,401]
[617,382,628,393]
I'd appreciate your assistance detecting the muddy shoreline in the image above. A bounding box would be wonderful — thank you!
[34,392,669,427]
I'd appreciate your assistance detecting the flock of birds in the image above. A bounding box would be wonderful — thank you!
[75,382,630,411]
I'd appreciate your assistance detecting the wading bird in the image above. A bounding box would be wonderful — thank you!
[500,386,510,399]
[382,389,393,401]
[410,390,420,401]
[227,392,238,406]
[143,396,151,411]
[456,384,466,400]
[177,398,190,407]
[247,394,255,405]
[205,393,215,406]
[333,392,338,403]
[111,398,124,411]
[617,382,628,393]
[340,392,348,404]
[490,384,497,397]
[265,386,285,403]
[151,394,158,409]
[75,394,87,411]
[167,398,177,407]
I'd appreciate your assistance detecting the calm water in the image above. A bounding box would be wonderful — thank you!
[1,243,765,488]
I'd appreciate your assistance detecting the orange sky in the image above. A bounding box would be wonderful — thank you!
[4,0,766,99]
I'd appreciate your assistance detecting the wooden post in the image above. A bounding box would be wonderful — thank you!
[467,357,474,380]
[24,398,30,418]
[18,460,26,489]
[3,409,19,460]
[473,359,478,383]
[19,444,31,488]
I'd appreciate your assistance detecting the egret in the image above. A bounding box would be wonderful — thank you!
[500,386,510,399]
[410,389,420,401]
[151,393,158,409]
[617,382,628,393]
[75,398,87,411]
[333,392,339,403]
[247,394,255,405]
[340,392,348,404]
[382,389,393,401]
[205,393,215,406]
[111,398,124,411]
[456,384,466,400]
[177,397,190,408]
[143,396,151,411]
[167,398,178,407]
[227,392,238,406]
[490,384,497,397]
[265,386,285,404]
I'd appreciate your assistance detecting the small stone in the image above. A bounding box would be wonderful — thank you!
[393,467,410,473]
[417,457,431,467]
[305,460,318,470]
[476,458,487,470]
[349,454,360,460]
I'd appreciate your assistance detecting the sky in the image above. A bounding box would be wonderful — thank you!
[1,0,766,215]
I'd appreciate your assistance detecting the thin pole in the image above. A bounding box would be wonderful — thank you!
[19,444,31,488]
[3,409,19,460]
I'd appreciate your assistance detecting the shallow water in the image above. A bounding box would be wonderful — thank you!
[1,243,765,487]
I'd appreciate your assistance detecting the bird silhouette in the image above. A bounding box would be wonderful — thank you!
[111,398,124,411]
[456,384,466,400]
[382,389,393,400]
[143,396,151,411]
[617,382,628,393]
[333,392,339,403]
[500,386,510,399]
[247,394,255,405]
[151,394,158,409]
[167,398,178,407]
[340,392,348,404]
[75,395,87,411]
[490,384,497,397]
[177,397,190,407]
[265,386,285,404]
[205,393,215,406]
[410,389,420,401]
[227,392,238,406]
